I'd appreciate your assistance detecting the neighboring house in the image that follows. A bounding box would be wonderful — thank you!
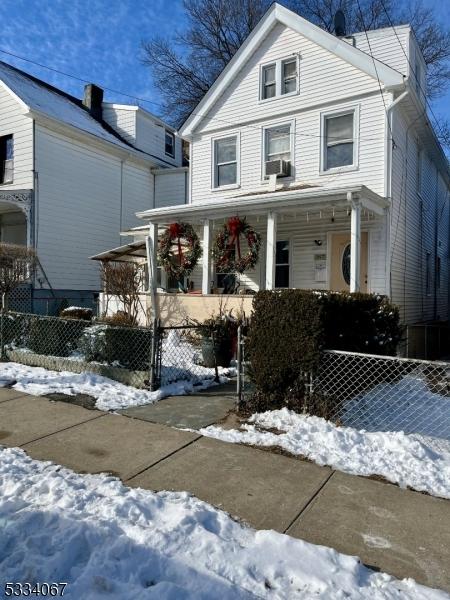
[96,4,450,352]
[0,60,188,313]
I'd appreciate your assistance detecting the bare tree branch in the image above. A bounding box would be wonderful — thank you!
[0,243,37,309]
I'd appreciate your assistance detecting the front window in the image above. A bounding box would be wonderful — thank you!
[323,111,356,171]
[214,136,238,187]
[165,130,175,158]
[282,59,297,95]
[275,240,290,288]
[0,135,13,184]
[261,64,276,100]
[260,57,299,100]
[264,124,292,177]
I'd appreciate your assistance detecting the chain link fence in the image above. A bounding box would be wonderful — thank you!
[313,350,450,446]
[0,311,236,393]
[237,338,450,449]
[0,311,154,388]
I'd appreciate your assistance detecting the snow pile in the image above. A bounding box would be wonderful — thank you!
[0,447,445,599]
[200,409,450,499]
[0,362,229,411]
[343,375,450,441]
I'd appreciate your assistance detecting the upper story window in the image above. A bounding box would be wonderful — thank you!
[261,64,276,99]
[260,56,299,101]
[321,107,359,172]
[263,123,293,178]
[165,130,175,158]
[0,135,13,184]
[213,135,239,188]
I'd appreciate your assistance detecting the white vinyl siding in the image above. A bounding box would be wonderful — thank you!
[34,125,155,291]
[0,85,33,190]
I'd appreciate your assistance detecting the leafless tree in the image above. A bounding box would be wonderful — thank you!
[0,243,37,310]
[100,261,146,325]
[142,0,450,145]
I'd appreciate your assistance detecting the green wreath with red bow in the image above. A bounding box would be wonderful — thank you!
[213,217,261,274]
[158,222,202,282]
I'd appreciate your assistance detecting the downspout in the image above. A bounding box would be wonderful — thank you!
[384,86,410,299]
[433,166,439,320]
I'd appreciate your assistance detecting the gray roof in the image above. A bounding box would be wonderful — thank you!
[0,61,140,153]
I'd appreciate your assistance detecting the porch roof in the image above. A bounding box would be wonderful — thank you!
[134,184,388,227]
[90,240,147,262]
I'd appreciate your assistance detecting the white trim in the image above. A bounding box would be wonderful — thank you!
[179,3,404,137]
[211,131,241,190]
[261,119,295,182]
[259,55,300,103]
[319,105,360,174]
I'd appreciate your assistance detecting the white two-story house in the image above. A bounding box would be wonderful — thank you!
[0,60,188,313]
[102,3,450,351]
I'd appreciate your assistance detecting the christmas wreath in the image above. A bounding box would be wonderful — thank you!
[158,222,202,282]
[213,217,261,274]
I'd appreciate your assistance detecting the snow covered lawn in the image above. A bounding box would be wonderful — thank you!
[0,362,230,411]
[0,447,446,599]
[200,409,450,500]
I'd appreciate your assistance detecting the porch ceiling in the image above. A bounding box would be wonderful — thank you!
[134,184,388,226]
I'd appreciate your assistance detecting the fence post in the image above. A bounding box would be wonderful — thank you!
[236,325,242,404]
[149,317,159,391]
[0,294,5,361]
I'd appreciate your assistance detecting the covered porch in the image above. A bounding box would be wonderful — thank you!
[99,185,389,325]
[0,190,33,246]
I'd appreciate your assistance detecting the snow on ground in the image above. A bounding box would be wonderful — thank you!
[0,329,234,410]
[200,409,450,500]
[0,447,446,600]
[0,362,230,411]
[342,375,450,442]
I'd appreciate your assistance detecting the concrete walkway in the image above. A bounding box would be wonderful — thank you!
[0,388,449,593]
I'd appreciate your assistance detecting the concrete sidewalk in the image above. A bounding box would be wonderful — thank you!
[0,389,449,593]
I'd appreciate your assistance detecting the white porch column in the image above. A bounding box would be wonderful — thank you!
[202,219,212,295]
[145,221,158,295]
[265,211,277,290]
[349,195,361,293]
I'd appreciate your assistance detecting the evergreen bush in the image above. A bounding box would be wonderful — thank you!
[246,290,401,412]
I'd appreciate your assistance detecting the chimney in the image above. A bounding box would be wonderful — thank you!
[83,83,104,121]
[334,10,346,37]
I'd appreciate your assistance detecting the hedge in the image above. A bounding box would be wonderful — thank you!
[28,316,88,357]
[78,324,152,370]
[245,290,401,412]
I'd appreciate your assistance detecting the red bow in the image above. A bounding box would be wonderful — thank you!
[169,222,183,266]
[226,216,244,260]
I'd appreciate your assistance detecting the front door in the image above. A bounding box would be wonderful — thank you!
[330,232,368,292]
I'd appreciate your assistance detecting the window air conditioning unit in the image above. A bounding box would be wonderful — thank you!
[265,159,290,177]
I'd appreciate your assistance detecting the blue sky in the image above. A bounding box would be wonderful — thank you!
[0,0,448,123]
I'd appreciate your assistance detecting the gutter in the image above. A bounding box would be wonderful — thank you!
[384,86,410,299]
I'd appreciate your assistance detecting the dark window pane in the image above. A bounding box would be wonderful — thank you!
[217,163,237,186]
[275,264,289,288]
[216,137,236,163]
[326,142,353,169]
[263,83,276,99]
[326,113,353,141]
[342,244,351,285]
[276,240,289,264]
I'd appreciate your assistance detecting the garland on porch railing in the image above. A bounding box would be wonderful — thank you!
[158,222,202,283]
[213,216,261,274]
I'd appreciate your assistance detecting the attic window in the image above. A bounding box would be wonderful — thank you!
[260,56,299,101]
[0,135,13,184]
[165,130,175,158]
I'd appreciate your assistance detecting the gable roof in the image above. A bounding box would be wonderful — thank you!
[0,60,149,156]
[180,3,405,137]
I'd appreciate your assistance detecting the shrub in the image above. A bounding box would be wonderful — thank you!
[28,316,87,357]
[78,323,152,370]
[246,290,401,412]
